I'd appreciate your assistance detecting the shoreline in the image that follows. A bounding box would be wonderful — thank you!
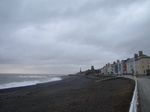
[0,75,134,112]
[0,75,68,90]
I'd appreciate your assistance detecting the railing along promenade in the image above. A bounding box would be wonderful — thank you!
[129,76,138,112]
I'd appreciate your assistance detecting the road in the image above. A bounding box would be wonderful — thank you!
[137,76,150,112]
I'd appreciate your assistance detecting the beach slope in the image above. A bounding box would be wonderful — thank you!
[0,75,134,112]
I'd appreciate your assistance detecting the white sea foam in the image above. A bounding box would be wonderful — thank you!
[0,77,62,90]
[49,77,62,82]
[0,81,38,89]
[37,77,62,84]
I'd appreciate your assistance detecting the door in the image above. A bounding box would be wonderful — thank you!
[147,69,150,75]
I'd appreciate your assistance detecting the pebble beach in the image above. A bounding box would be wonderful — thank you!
[0,75,134,112]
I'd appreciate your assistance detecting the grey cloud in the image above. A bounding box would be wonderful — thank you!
[0,0,150,74]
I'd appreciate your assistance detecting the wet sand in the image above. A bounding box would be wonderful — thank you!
[0,75,134,112]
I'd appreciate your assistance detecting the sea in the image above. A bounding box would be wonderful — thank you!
[0,73,67,90]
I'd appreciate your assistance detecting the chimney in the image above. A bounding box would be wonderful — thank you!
[139,51,143,56]
[134,54,138,58]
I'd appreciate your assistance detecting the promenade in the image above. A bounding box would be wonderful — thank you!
[124,75,150,112]
[137,76,150,112]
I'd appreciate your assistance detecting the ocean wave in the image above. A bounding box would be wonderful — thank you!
[0,77,62,90]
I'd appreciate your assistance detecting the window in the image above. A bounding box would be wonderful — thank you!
[142,66,144,68]
[144,70,145,73]
[148,65,150,68]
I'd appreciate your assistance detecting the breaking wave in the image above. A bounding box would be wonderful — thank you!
[0,76,62,90]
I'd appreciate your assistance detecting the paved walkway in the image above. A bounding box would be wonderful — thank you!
[124,75,150,112]
[137,76,150,112]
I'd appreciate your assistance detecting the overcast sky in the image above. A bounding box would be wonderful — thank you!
[0,0,150,74]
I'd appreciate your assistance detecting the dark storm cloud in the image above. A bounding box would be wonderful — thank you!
[0,0,150,74]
